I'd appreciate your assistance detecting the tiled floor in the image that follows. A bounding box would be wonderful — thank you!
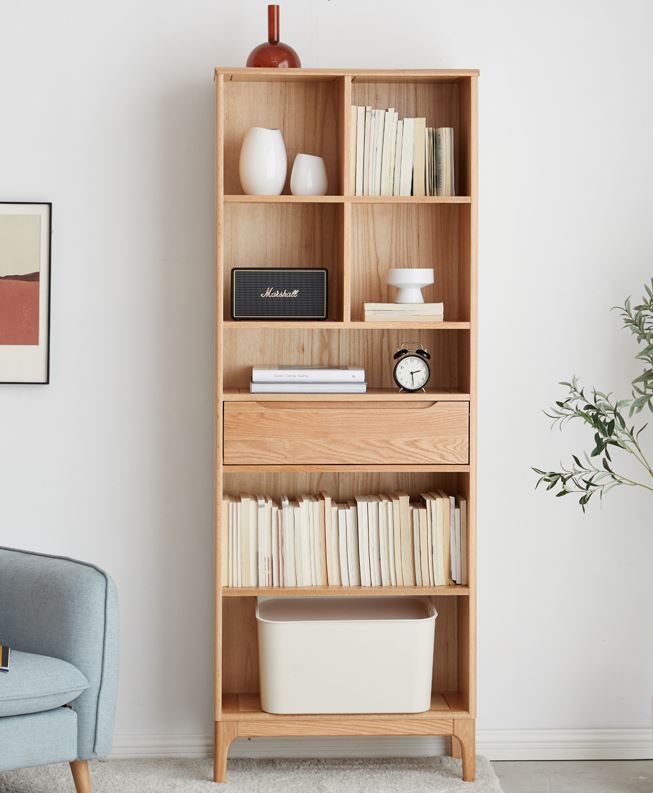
[494,760,653,793]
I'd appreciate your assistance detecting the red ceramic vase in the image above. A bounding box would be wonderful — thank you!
[246,5,301,68]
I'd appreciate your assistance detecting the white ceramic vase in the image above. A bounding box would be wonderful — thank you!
[290,153,328,196]
[239,127,287,195]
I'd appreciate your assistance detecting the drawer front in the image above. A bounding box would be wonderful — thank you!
[223,401,469,465]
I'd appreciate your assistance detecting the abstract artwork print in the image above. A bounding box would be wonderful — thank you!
[0,203,51,383]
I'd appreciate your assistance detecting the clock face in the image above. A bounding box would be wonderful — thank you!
[394,354,430,392]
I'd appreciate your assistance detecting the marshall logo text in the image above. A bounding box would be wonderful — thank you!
[260,287,300,298]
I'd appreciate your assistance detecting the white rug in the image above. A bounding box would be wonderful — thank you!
[0,757,503,792]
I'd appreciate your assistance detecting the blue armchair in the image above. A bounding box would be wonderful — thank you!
[0,547,119,793]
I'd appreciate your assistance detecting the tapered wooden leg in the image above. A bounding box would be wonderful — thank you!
[451,736,462,758]
[214,720,238,783]
[453,718,476,782]
[70,760,92,793]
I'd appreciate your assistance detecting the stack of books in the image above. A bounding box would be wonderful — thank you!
[349,105,455,197]
[364,302,444,323]
[250,366,367,394]
[222,491,467,588]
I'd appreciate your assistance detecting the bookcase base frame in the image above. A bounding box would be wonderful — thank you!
[213,715,476,783]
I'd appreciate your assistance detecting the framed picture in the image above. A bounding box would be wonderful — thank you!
[0,202,52,384]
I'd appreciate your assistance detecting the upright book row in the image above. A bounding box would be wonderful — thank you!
[349,105,455,197]
[222,492,468,589]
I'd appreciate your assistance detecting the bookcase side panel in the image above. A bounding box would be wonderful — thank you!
[464,74,478,718]
[215,72,226,721]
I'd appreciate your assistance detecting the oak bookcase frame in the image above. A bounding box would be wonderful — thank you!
[214,67,478,783]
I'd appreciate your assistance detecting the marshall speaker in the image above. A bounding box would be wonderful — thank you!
[231,267,328,320]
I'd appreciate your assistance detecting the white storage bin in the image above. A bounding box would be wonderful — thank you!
[256,596,437,714]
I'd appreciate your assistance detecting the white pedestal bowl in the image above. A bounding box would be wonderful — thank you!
[386,268,435,304]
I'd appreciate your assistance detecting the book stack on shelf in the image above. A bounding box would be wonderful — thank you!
[350,105,455,197]
[222,491,467,589]
[364,302,444,323]
[250,366,367,394]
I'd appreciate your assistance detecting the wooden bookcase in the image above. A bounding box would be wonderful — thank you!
[214,67,478,783]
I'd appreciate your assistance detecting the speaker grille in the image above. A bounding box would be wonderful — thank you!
[231,268,328,320]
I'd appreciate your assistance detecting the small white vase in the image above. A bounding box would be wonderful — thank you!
[290,153,328,196]
[239,127,287,196]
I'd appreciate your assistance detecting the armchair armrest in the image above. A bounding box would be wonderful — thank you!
[0,547,119,760]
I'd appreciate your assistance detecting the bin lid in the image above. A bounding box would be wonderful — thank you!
[257,597,436,623]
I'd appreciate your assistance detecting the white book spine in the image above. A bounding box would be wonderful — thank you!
[378,498,390,586]
[393,120,403,196]
[412,508,422,586]
[368,498,381,587]
[338,508,350,586]
[399,118,415,196]
[249,501,257,587]
[383,110,398,197]
[293,505,304,586]
[346,506,361,586]
[356,497,371,587]
[436,127,455,197]
[330,504,341,586]
[281,499,295,587]
[386,498,397,587]
[372,108,385,197]
[363,106,373,195]
[355,106,366,196]
[413,117,426,197]
[271,504,279,587]
[229,501,236,587]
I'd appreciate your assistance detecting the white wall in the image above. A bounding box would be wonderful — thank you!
[2,0,652,760]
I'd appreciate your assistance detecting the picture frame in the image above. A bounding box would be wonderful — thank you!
[0,202,52,384]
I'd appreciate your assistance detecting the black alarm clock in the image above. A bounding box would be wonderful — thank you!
[393,342,431,392]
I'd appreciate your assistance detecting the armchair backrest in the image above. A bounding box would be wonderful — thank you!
[0,547,119,759]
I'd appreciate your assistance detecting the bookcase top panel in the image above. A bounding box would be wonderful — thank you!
[215,68,480,83]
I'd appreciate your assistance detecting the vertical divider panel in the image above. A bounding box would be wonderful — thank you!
[214,72,225,722]
[341,76,352,320]
[342,201,352,322]
[341,76,353,195]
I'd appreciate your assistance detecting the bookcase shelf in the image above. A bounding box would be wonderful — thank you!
[222,321,471,329]
[223,585,470,597]
[223,464,471,474]
[222,387,470,401]
[215,67,477,784]
[223,195,471,204]
[222,692,471,725]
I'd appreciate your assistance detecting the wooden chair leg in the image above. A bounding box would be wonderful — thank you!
[70,760,92,793]
[453,718,476,782]
[214,720,238,783]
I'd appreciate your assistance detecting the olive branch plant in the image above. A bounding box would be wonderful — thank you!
[533,279,653,510]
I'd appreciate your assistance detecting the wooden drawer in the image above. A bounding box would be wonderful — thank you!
[223,401,469,465]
